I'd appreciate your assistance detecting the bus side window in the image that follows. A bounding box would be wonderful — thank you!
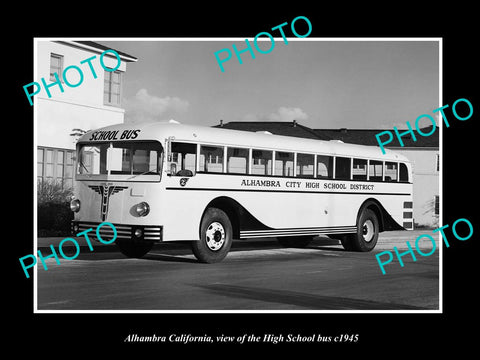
[275,151,294,177]
[352,158,367,180]
[317,155,333,178]
[251,149,273,175]
[199,145,224,173]
[399,162,409,182]
[335,157,351,180]
[385,162,398,182]
[171,142,197,176]
[369,160,383,181]
[296,153,314,178]
[227,147,248,174]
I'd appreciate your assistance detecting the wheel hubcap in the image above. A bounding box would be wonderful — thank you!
[205,222,225,251]
[362,219,375,242]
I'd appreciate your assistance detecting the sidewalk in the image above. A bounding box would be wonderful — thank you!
[36,236,113,251]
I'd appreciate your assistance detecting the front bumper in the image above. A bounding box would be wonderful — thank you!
[71,221,163,242]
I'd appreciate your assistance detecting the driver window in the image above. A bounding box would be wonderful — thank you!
[171,142,196,176]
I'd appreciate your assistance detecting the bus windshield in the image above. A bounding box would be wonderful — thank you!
[76,141,163,181]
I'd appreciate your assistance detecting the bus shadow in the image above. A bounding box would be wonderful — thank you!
[142,236,344,263]
[231,236,343,252]
[70,236,344,263]
[143,253,198,263]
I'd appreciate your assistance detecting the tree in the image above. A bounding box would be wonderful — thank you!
[70,128,89,142]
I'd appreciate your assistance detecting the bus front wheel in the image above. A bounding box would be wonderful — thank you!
[341,208,379,252]
[191,207,233,263]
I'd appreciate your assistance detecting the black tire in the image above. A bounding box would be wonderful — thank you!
[191,207,233,263]
[277,236,313,248]
[342,208,379,252]
[116,239,153,258]
[339,234,357,251]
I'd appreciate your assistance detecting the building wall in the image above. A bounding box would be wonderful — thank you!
[36,98,124,149]
[394,148,439,227]
[36,41,127,150]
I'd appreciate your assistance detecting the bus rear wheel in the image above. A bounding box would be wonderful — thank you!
[341,208,379,252]
[277,236,313,248]
[191,207,233,263]
[116,239,154,258]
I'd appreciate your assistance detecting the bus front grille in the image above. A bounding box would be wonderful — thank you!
[71,221,163,242]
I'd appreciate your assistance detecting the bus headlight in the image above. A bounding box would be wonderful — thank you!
[135,202,150,217]
[70,199,81,212]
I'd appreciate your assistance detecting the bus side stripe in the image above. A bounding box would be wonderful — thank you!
[240,226,357,238]
[165,187,411,196]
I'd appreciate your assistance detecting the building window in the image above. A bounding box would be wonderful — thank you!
[65,151,74,188]
[434,195,439,216]
[37,147,75,189]
[436,153,440,172]
[45,149,54,180]
[50,53,64,82]
[37,148,44,183]
[104,70,123,106]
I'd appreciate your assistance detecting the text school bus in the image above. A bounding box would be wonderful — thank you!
[70,121,413,263]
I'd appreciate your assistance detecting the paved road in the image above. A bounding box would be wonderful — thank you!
[36,230,440,311]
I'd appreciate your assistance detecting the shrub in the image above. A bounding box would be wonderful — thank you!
[37,180,74,237]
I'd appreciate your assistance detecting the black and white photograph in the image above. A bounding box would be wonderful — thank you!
[13,6,478,353]
[33,38,441,312]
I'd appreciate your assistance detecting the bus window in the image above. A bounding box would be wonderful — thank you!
[317,155,333,178]
[296,153,314,178]
[77,145,102,174]
[227,147,248,174]
[369,160,383,181]
[399,162,409,182]
[335,157,351,180]
[352,158,367,180]
[385,162,398,182]
[171,142,196,176]
[199,145,224,173]
[275,151,294,177]
[251,149,273,175]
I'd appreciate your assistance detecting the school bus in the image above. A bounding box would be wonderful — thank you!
[70,121,413,263]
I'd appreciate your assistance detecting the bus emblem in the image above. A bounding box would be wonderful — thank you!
[88,184,127,221]
[180,178,189,187]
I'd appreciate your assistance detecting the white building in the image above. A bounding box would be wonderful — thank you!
[35,40,137,188]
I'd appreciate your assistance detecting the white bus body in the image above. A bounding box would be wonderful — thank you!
[71,122,413,263]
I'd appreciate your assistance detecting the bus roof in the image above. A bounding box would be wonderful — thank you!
[79,121,409,163]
